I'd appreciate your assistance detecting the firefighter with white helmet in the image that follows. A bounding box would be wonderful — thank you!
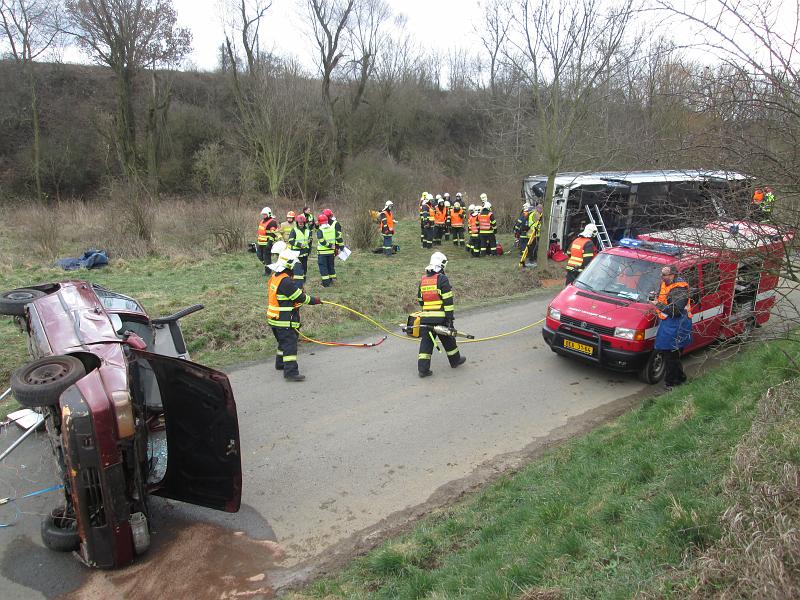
[416,251,466,377]
[477,194,497,256]
[256,206,279,272]
[419,194,434,248]
[433,195,447,245]
[379,200,396,256]
[565,223,598,286]
[449,200,465,247]
[266,247,323,382]
[467,204,480,256]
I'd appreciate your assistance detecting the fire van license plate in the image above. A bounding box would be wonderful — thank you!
[563,339,594,355]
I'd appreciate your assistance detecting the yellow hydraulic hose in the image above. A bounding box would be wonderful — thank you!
[317,300,545,345]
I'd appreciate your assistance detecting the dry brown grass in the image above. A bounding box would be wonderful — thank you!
[663,381,800,599]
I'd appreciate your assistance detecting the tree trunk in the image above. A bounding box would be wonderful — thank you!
[115,67,138,177]
[29,71,42,203]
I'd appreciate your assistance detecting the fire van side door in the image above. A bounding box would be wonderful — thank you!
[131,350,242,512]
[686,262,725,348]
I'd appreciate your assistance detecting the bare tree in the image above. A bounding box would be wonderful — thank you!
[64,0,191,178]
[305,0,390,179]
[0,0,61,202]
[221,0,271,74]
[509,0,639,271]
[478,0,512,96]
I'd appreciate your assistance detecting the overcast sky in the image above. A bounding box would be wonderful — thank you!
[174,0,485,72]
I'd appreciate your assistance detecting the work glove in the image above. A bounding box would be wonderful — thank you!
[310,297,322,305]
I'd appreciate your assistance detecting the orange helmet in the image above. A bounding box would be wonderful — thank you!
[287,211,296,219]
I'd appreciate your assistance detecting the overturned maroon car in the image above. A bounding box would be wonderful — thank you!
[0,281,242,568]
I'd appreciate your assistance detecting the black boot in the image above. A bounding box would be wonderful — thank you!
[285,373,305,382]
[450,355,466,368]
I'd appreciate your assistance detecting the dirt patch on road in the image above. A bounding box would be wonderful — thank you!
[274,388,651,591]
[64,523,285,600]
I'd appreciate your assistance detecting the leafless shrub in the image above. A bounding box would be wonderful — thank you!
[14,201,61,259]
[340,179,379,251]
[210,199,251,253]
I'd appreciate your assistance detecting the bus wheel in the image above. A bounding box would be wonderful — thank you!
[638,351,665,384]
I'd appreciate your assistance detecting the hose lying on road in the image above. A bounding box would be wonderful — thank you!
[299,301,544,347]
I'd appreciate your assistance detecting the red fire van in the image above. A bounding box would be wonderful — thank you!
[542,220,790,383]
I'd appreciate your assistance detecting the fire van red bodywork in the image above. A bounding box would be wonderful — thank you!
[542,221,789,379]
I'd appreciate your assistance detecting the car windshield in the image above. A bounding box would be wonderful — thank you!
[575,253,662,302]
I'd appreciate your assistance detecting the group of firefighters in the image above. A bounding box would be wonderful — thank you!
[260,184,778,384]
[256,206,344,288]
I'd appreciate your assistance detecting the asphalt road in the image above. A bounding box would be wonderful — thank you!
[0,288,722,598]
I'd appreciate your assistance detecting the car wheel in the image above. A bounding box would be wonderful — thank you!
[0,288,46,316]
[11,356,87,408]
[41,506,80,552]
[638,351,665,384]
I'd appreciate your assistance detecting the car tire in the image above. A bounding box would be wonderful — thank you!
[11,356,87,408]
[41,506,80,552]
[638,351,665,384]
[0,288,46,316]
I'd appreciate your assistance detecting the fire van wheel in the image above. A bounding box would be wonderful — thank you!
[638,351,665,384]
[41,506,80,552]
[0,288,46,316]
[11,356,87,408]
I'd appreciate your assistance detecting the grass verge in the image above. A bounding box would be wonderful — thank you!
[289,340,800,599]
[0,224,545,417]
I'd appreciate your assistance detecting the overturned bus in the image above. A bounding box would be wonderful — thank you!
[521,170,751,249]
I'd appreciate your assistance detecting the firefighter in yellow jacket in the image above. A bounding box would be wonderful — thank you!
[417,251,466,377]
[267,247,323,382]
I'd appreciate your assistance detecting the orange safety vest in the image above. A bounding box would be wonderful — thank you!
[420,274,444,315]
[434,206,447,226]
[450,208,464,227]
[478,212,493,232]
[382,211,394,232]
[656,280,693,319]
[468,213,479,234]
[752,189,764,204]
[566,237,593,270]
[257,218,276,244]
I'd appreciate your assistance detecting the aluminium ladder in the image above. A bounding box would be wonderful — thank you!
[585,204,612,250]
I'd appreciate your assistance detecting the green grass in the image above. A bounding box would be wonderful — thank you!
[291,341,800,600]
[0,225,542,417]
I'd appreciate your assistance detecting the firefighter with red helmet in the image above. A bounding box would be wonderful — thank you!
[288,214,311,285]
[316,213,338,286]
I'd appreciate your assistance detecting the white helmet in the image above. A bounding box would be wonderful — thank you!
[435,194,443,201]
[522,203,531,211]
[483,201,492,209]
[456,192,463,199]
[268,246,300,272]
[443,192,450,199]
[480,193,488,202]
[384,200,394,209]
[581,223,598,238]
[261,206,272,217]
[427,251,448,273]
[271,240,287,256]
[444,200,451,208]
[453,201,461,209]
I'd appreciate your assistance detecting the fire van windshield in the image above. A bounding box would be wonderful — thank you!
[575,253,663,302]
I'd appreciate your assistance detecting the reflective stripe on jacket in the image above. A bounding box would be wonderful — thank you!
[267,272,311,328]
[468,213,479,234]
[434,206,447,226]
[417,273,455,320]
[289,227,310,257]
[317,224,337,255]
[450,208,464,227]
[257,218,277,245]
[478,211,495,232]
[566,236,594,270]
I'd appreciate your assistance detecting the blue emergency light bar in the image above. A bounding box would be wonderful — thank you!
[618,237,683,256]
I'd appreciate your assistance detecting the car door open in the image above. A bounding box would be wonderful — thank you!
[130,350,242,512]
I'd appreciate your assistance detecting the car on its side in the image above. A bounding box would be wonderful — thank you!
[0,281,242,568]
